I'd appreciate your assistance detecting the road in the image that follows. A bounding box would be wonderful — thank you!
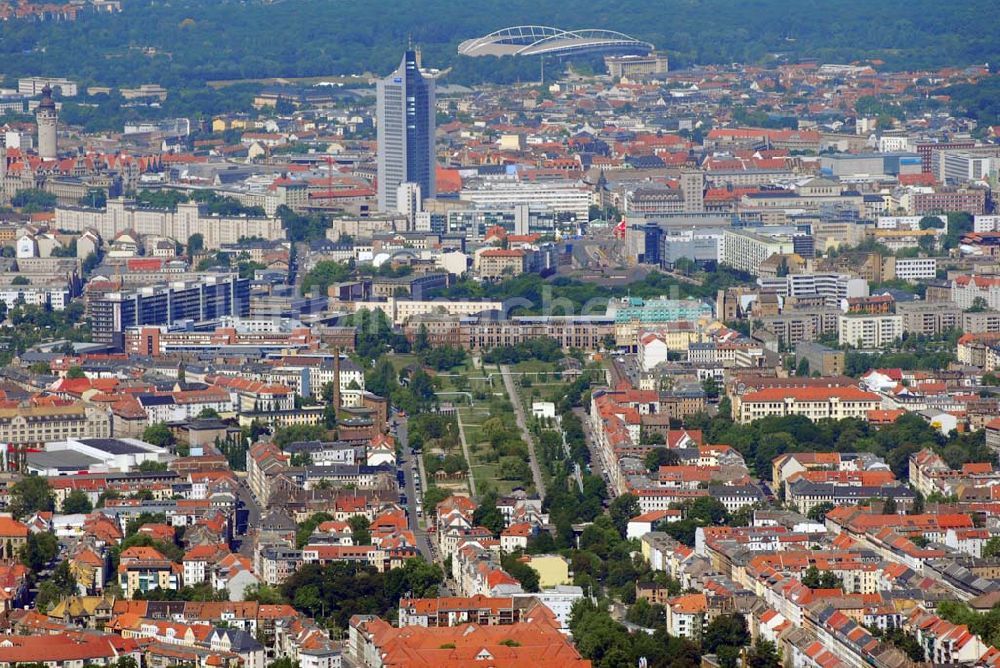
[395,418,436,563]
[499,365,546,499]
[234,476,261,557]
[574,406,616,498]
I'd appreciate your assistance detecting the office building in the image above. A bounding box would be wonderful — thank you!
[459,181,590,221]
[934,148,1000,184]
[915,141,976,174]
[893,258,937,282]
[660,228,724,268]
[911,189,987,216]
[0,403,112,470]
[637,222,662,265]
[18,76,78,97]
[604,52,669,79]
[974,215,1000,233]
[88,275,250,349]
[820,152,922,178]
[377,49,435,212]
[722,229,797,275]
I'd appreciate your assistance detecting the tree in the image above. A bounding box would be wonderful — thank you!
[687,496,730,525]
[909,491,925,515]
[703,614,750,654]
[802,564,843,589]
[640,431,666,446]
[968,296,989,313]
[65,365,86,379]
[10,476,54,518]
[717,395,733,420]
[266,659,300,668]
[295,512,333,549]
[142,423,175,447]
[243,583,285,604]
[747,640,781,668]
[348,515,371,545]
[807,501,835,523]
[28,361,51,374]
[78,188,107,209]
[273,423,329,448]
[472,491,506,536]
[501,552,540,592]
[20,531,59,570]
[300,260,352,297]
[882,495,898,515]
[701,376,720,399]
[187,233,204,255]
[413,323,430,353]
[717,645,741,668]
[197,407,221,419]
[11,188,57,211]
[625,598,665,627]
[886,629,925,662]
[644,447,679,471]
[984,536,1000,558]
[35,560,77,612]
[62,488,93,514]
[608,493,640,538]
[796,358,810,376]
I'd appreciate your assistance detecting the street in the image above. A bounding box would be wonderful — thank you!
[574,406,616,498]
[234,476,261,558]
[394,418,437,564]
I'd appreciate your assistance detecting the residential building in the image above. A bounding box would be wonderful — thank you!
[838,313,903,348]
[735,387,882,424]
[55,199,283,249]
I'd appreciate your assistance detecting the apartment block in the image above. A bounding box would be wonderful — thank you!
[838,313,903,348]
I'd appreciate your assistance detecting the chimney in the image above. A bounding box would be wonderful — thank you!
[332,347,341,414]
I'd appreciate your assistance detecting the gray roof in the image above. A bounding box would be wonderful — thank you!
[78,438,149,455]
[26,450,103,470]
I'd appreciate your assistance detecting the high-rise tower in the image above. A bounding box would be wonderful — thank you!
[36,85,57,160]
[377,49,435,212]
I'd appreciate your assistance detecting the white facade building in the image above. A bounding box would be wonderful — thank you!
[893,258,937,281]
[838,313,903,348]
[459,181,591,221]
[722,229,795,276]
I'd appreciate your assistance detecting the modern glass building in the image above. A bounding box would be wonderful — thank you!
[377,49,435,212]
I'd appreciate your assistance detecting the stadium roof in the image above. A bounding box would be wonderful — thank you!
[458,25,654,58]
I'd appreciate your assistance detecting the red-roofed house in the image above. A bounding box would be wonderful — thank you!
[736,387,881,424]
